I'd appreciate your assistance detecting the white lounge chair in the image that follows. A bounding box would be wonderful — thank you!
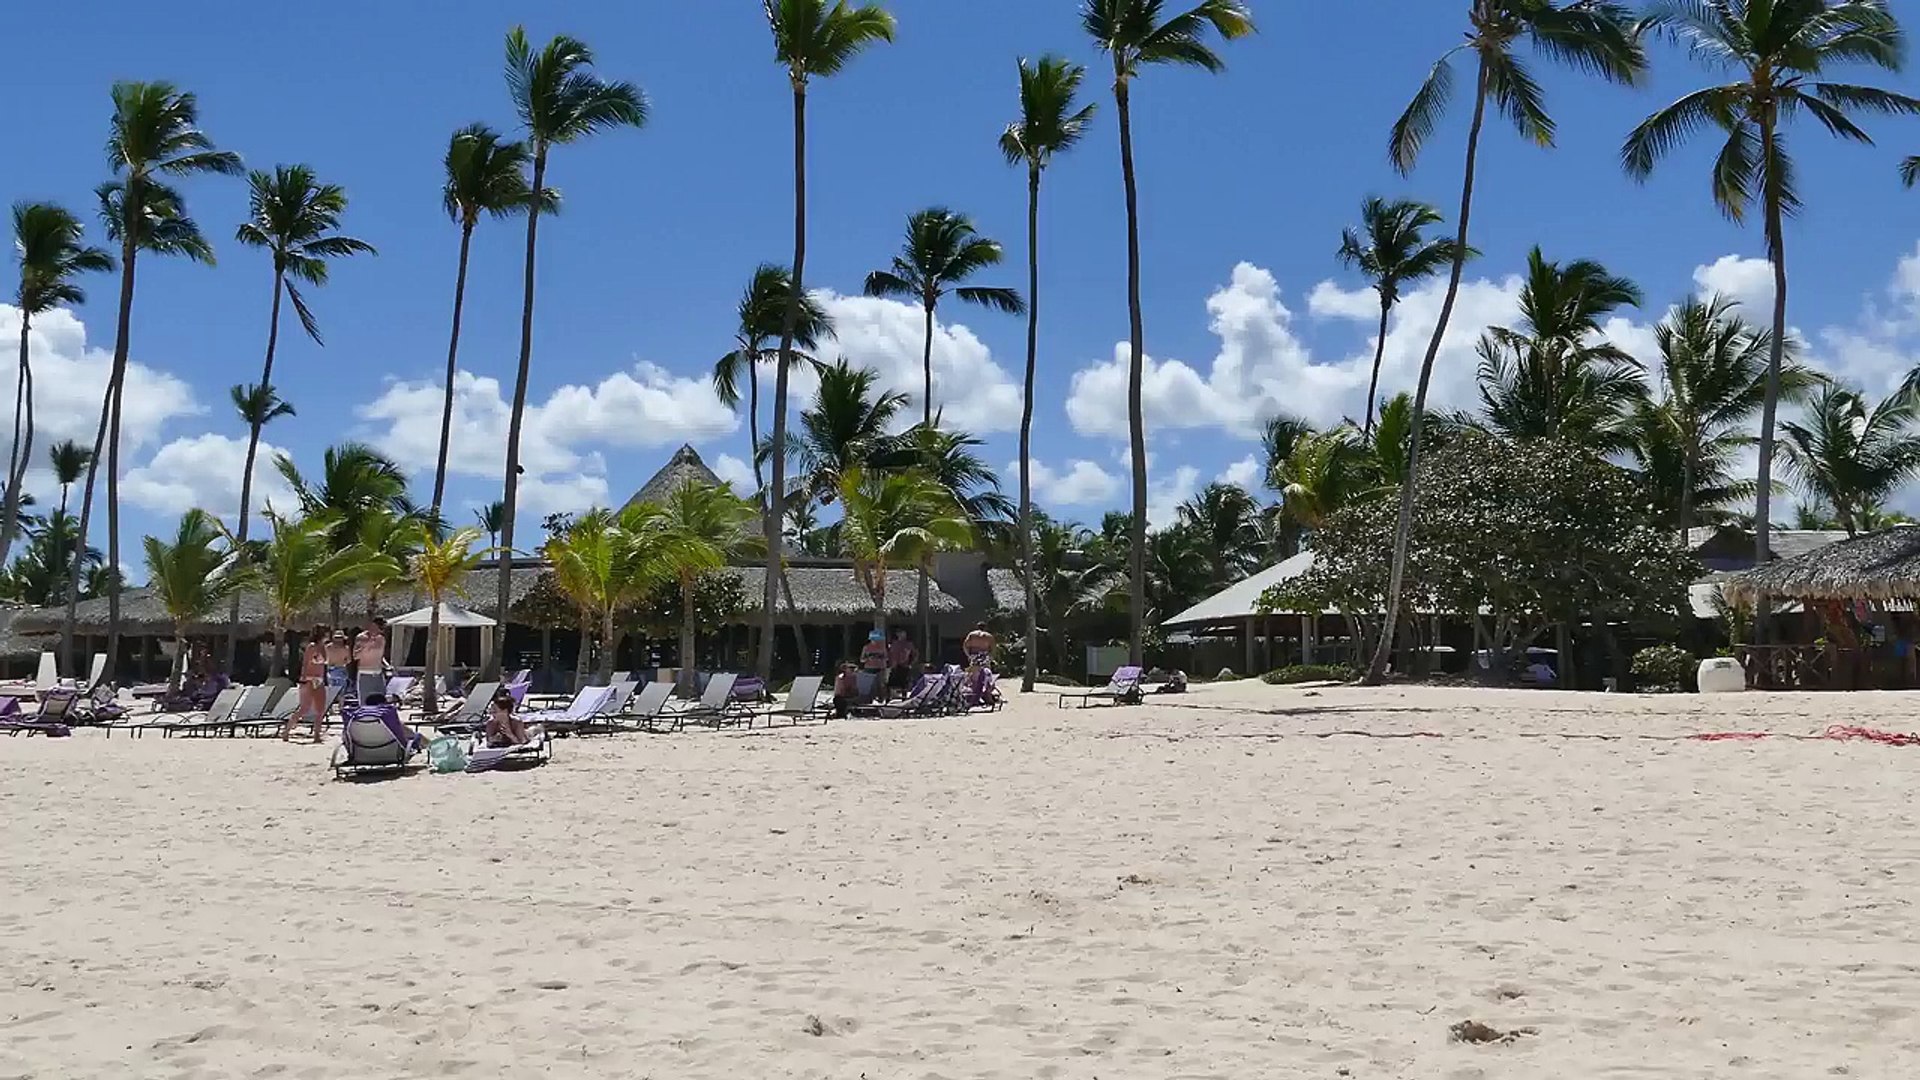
[332,711,423,778]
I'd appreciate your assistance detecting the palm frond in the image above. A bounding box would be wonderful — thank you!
[1390,52,1456,174]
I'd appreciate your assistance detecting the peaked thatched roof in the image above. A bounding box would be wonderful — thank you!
[1725,526,1920,603]
[624,444,727,512]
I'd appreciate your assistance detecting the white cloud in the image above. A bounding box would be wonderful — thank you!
[1694,255,1776,311]
[1019,458,1120,507]
[1217,453,1262,490]
[711,452,757,492]
[122,433,295,525]
[1147,465,1201,529]
[804,292,1024,434]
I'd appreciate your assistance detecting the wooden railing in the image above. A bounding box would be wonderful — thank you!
[1737,644,1920,691]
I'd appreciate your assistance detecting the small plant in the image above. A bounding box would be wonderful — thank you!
[1262,664,1359,686]
[1630,644,1696,693]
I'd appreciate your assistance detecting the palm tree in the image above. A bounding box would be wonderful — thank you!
[8,203,111,571]
[274,443,411,625]
[1175,483,1264,591]
[476,499,505,549]
[1271,426,1366,534]
[494,28,648,679]
[411,526,488,717]
[863,208,1025,424]
[246,510,396,677]
[1368,0,1645,683]
[357,508,429,622]
[1335,197,1465,435]
[894,423,1013,649]
[1625,0,1919,568]
[1000,53,1096,693]
[760,0,896,681]
[771,360,911,507]
[1474,247,1647,453]
[837,467,972,638]
[435,124,550,519]
[541,506,674,689]
[656,479,758,693]
[712,263,832,496]
[1083,0,1255,667]
[1780,381,1920,537]
[65,82,240,682]
[0,509,98,607]
[144,509,254,691]
[48,440,90,519]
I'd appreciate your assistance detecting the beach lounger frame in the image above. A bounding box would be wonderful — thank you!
[332,711,424,779]
[1056,666,1145,709]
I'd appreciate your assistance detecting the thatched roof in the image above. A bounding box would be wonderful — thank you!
[0,604,54,659]
[986,567,1026,614]
[1725,526,1920,603]
[623,444,727,512]
[737,566,962,617]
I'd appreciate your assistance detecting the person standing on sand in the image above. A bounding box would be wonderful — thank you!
[887,628,917,701]
[286,626,329,743]
[860,630,890,701]
[352,618,388,702]
[963,622,995,667]
[324,629,351,697]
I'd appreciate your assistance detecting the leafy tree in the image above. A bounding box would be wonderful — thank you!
[768,360,909,506]
[760,0,896,680]
[7,203,110,570]
[47,439,91,519]
[1780,381,1920,536]
[434,124,551,517]
[244,510,396,678]
[1371,0,1645,683]
[144,509,254,690]
[357,508,430,621]
[1625,0,1920,570]
[1084,0,1255,666]
[410,526,488,716]
[67,82,241,681]
[275,442,412,625]
[0,509,99,607]
[713,263,831,497]
[1335,197,1467,434]
[494,27,648,677]
[1175,482,1266,591]
[837,467,972,637]
[653,479,759,693]
[542,505,687,688]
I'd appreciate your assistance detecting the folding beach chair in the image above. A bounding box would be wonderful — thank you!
[332,706,425,779]
[1056,666,1145,709]
[759,675,827,726]
[666,672,740,729]
[0,688,78,737]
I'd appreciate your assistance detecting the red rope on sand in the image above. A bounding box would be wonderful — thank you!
[1687,732,1773,741]
[1823,725,1920,747]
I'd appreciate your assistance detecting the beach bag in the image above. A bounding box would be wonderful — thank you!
[427,736,469,774]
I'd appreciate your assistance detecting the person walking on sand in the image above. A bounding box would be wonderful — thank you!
[286,626,329,743]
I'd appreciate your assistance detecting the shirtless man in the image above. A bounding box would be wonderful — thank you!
[352,618,388,702]
[963,623,995,667]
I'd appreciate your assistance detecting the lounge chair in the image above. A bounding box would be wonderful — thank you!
[666,672,740,729]
[463,727,552,772]
[383,675,418,704]
[431,681,499,733]
[137,684,247,739]
[524,686,616,736]
[32,651,57,691]
[71,682,127,727]
[332,708,424,779]
[854,670,954,720]
[0,688,78,737]
[71,653,106,693]
[962,667,1003,712]
[178,684,276,738]
[1057,666,1145,709]
[621,681,676,732]
[759,675,827,726]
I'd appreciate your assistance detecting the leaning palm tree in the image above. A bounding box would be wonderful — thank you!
[1001,53,1096,693]
[1625,1,1920,573]
[65,81,240,682]
[1083,0,1255,667]
[863,208,1025,424]
[837,467,973,639]
[1367,0,1645,683]
[144,509,255,691]
[493,28,649,678]
[712,263,832,496]
[760,0,896,680]
[48,440,90,519]
[434,124,550,518]
[410,526,488,717]
[8,203,111,571]
[1336,197,1465,435]
[1780,381,1920,538]
[655,479,758,694]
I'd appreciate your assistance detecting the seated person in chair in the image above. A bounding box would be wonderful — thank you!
[482,687,536,747]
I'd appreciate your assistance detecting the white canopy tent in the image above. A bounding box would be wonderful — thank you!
[387,603,496,675]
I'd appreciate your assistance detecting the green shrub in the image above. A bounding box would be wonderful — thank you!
[1630,645,1696,692]
[1262,664,1359,686]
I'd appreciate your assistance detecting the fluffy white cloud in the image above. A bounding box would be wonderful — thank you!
[803,292,1024,434]
[0,305,200,498]
[1216,454,1262,490]
[711,452,757,493]
[1694,255,1776,311]
[355,364,736,514]
[1019,458,1120,507]
[122,433,295,524]
[1147,465,1201,530]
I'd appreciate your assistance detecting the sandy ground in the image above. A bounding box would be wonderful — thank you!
[4,681,1920,1079]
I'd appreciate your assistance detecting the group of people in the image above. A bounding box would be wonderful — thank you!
[832,622,997,717]
[284,617,391,743]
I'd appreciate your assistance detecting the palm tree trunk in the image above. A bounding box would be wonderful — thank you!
[494,148,549,680]
[105,362,126,681]
[1752,113,1789,646]
[1364,55,1490,686]
[432,221,476,519]
[575,613,592,692]
[1679,446,1694,540]
[1019,166,1041,694]
[748,361,764,494]
[1362,296,1390,438]
[1115,74,1148,668]
[680,575,697,696]
[917,296,936,663]
[1,311,33,569]
[921,299,936,425]
[227,269,284,673]
[423,602,441,717]
[598,608,616,687]
[170,626,186,693]
[66,220,137,680]
[762,82,808,682]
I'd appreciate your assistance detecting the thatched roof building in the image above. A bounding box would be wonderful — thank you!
[623,444,728,511]
[1725,526,1920,603]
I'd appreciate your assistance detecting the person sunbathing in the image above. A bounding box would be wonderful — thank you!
[482,688,533,748]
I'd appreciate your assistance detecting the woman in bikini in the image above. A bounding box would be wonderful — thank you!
[286,625,329,743]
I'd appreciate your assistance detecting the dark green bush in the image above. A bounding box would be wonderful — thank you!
[1630,645,1696,692]
[1262,664,1359,685]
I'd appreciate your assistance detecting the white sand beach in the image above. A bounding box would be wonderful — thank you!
[5,682,1920,1079]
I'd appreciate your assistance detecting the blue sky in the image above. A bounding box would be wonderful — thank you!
[7,0,1920,562]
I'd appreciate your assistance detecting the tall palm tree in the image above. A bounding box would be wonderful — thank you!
[895,423,1013,649]
[770,360,911,507]
[1335,197,1465,435]
[761,0,896,680]
[1175,482,1264,591]
[357,507,430,622]
[494,28,648,679]
[274,442,411,625]
[8,204,110,571]
[1780,381,1920,537]
[66,82,240,682]
[224,382,294,650]
[1368,0,1645,683]
[476,499,505,549]
[144,509,254,691]
[48,439,90,520]
[542,505,676,688]
[1001,53,1095,693]
[712,264,832,496]
[1625,0,1918,568]
[0,509,97,608]
[1083,0,1255,666]
[655,478,758,693]
[411,526,487,717]
[244,510,396,678]
[863,208,1025,424]
[1474,247,1647,453]
[435,124,549,519]
[837,467,972,638]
